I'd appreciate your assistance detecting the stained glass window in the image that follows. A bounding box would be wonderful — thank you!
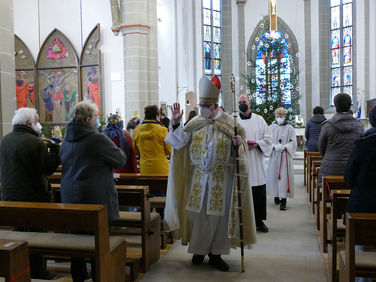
[330,0,353,105]
[254,31,293,105]
[202,0,222,80]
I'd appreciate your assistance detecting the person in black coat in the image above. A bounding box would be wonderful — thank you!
[60,100,126,282]
[345,105,376,214]
[0,107,60,280]
[365,106,376,137]
[305,106,326,152]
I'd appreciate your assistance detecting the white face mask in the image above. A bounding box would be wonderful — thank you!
[200,107,212,119]
[32,122,43,134]
[276,117,285,125]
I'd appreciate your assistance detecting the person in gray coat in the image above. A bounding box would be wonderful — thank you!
[59,100,126,282]
[318,93,364,187]
[305,106,326,152]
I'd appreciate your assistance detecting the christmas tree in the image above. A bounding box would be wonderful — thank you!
[243,16,300,125]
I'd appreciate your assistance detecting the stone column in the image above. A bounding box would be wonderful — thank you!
[304,0,312,122]
[0,0,16,137]
[221,0,233,111]
[111,0,159,120]
[237,0,247,101]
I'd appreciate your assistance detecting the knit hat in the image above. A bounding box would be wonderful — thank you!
[369,106,376,127]
[199,75,221,103]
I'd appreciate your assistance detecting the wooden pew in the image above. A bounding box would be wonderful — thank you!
[0,201,127,281]
[311,160,322,214]
[50,172,168,210]
[51,183,159,278]
[304,150,307,186]
[327,189,350,282]
[339,213,376,282]
[114,173,170,248]
[321,176,349,253]
[113,185,161,274]
[307,154,322,203]
[305,151,321,192]
[0,239,30,281]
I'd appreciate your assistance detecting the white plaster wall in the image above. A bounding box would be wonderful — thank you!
[369,0,376,100]
[157,0,177,110]
[356,0,365,115]
[311,0,320,108]
[243,0,307,117]
[13,0,124,117]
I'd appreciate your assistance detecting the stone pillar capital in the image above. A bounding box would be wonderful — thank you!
[112,24,151,36]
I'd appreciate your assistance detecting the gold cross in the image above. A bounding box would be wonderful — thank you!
[269,0,277,31]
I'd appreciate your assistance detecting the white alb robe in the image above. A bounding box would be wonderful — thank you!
[164,109,257,254]
[238,113,272,186]
[266,123,297,198]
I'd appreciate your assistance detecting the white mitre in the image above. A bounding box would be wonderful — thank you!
[199,75,221,103]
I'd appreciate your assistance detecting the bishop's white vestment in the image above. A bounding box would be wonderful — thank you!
[164,109,257,255]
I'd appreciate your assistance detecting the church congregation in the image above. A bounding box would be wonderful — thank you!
[0,0,376,281]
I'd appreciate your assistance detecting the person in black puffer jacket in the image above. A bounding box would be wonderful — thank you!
[305,106,326,152]
[318,93,364,187]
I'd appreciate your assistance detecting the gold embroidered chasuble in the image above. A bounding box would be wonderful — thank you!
[168,111,257,247]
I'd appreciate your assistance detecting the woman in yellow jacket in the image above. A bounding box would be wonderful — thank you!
[133,105,172,174]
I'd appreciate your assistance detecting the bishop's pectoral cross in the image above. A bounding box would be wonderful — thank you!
[269,0,277,31]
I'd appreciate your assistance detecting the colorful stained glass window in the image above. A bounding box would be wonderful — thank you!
[203,9,211,25]
[202,0,222,82]
[332,68,340,87]
[203,0,211,8]
[213,27,221,43]
[331,30,340,49]
[331,6,340,29]
[330,0,353,105]
[204,26,211,41]
[255,31,293,106]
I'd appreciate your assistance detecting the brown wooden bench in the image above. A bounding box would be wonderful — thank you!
[304,150,307,186]
[327,189,350,282]
[50,183,160,278]
[339,213,376,282]
[308,155,322,205]
[0,201,127,281]
[0,239,30,281]
[114,173,171,248]
[113,185,161,274]
[311,160,322,215]
[305,152,321,193]
[321,176,349,253]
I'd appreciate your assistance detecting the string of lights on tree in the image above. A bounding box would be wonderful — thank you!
[243,16,301,126]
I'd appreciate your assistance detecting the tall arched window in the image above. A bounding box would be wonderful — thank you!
[202,0,222,81]
[246,17,299,124]
[330,0,353,104]
[255,31,292,105]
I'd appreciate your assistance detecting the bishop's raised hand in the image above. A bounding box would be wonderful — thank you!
[172,102,184,125]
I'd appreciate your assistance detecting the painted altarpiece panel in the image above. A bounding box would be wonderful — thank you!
[80,24,102,113]
[15,35,36,109]
[36,29,79,123]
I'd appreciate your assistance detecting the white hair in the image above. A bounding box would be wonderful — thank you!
[12,108,38,126]
[70,100,98,123]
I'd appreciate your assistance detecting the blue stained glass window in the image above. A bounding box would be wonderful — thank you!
[255,31,293,106]
[202,0,222,83]
[330,0,353,104]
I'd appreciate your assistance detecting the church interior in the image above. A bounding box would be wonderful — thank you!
[0,0,376,281]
